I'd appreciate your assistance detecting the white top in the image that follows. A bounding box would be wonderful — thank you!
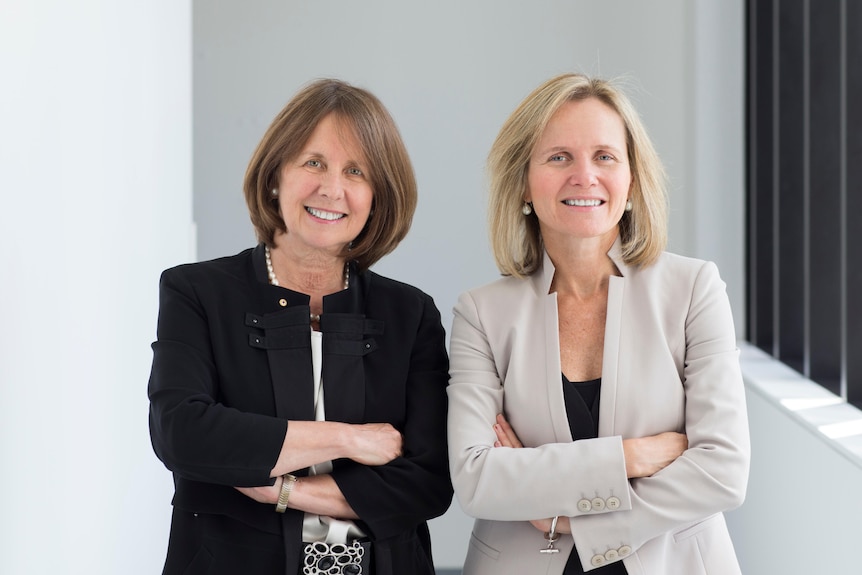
[302,330,366,543]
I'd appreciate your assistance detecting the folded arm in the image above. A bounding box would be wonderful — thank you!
[448,264,750,570]
[150,270,452,535]
[566,262,750,569]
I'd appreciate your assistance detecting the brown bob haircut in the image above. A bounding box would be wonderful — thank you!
[488,73,668,278]
[244,79,417,271]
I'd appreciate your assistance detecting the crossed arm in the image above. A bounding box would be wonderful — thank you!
[491,413,688,534]
[149,267,452,538]
[235,420,403,518]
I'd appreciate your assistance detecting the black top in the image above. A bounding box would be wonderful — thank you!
[561,374,628,575]
[148,245,452,575]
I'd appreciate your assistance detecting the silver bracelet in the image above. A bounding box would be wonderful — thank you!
[540,516,560,554]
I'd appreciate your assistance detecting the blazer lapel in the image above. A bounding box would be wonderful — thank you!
[246,245,311,574]
[318,269,382,423]
[536,253,575,443]
[599,237,629,437]
[599,275,624,437]
[244,253,381,425]
[246,244,315,422]
[247,303,311,575]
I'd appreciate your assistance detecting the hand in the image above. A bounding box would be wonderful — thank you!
[346,423,403,466]
[529,516,572,534]
[623,431,688,478]
[493,414,523,448]
[235,477,283,505]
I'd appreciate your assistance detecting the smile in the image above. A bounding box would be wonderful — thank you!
[563,199,603,207]
[306,207,346,221]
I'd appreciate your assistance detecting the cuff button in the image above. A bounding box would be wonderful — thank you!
[591,554,607,567]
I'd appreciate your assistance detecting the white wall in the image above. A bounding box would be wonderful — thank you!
[0,2,191,573]
[193,0,726,320]
[727,345,862,573]
[690,0,746,337]
[192,0,746,569]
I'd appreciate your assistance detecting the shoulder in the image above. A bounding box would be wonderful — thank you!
[364,269,430,301]
[362,271,446,341]
[652,250,711,272]
[631,251,720,284]
[460,274,532,304]
[161,248,253,280]
[158,248,256,295]
[453,274,535,326]
[362,270,442,321]
[627,252,726,311]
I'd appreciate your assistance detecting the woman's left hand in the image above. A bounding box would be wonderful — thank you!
[235,477,282,505]
[493,413,523,448]
[493,414,571,534]
[530,515,572,535]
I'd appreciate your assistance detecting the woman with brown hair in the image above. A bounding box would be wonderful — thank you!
[148,79,451,575]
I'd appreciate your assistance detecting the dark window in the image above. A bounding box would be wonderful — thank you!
[747,0,862,406]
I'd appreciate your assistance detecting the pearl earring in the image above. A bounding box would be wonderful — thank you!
[522,202,533,216]
[271,189,279,198]
[625,199,633,212]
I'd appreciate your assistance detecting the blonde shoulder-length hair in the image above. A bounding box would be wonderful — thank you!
[488,73,668,278]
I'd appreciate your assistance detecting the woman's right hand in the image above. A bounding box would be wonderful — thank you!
[623,432,688,478]
[345,423,403,466]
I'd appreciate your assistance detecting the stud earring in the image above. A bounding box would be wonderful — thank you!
[522,202,533,216]
[271,189,279,198]
[625,199,633,212]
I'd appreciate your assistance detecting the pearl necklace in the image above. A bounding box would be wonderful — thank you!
[265,245,349,322]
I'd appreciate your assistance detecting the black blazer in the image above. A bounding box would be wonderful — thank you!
[148,245,452,575]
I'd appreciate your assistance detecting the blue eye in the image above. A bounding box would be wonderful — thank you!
[597,154,614,161]
[347,167,363,176]
[549,154,567,162]
[306,159,321,168]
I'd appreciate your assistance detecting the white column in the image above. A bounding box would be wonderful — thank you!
[0,2,192,573]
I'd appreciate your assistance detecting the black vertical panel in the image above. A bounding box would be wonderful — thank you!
[747,0,861,402]
[777,0,805,372]
[846,0,862,408]
[745,0,755,342]
[808,0,843,394]
[749,0,776,352]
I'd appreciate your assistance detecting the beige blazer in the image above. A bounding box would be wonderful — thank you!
[448,241,750,574]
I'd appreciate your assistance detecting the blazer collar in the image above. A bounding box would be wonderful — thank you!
[250,243,363,313]
[247,244,377,426]
[532,235,629,296]
[607,236,629,276]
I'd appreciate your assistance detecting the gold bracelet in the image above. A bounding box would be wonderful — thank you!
[275,473,297,513]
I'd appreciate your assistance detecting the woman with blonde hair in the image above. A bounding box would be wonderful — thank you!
[448,73,749,574]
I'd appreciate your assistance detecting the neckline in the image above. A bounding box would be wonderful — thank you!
[562,374,601,387]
